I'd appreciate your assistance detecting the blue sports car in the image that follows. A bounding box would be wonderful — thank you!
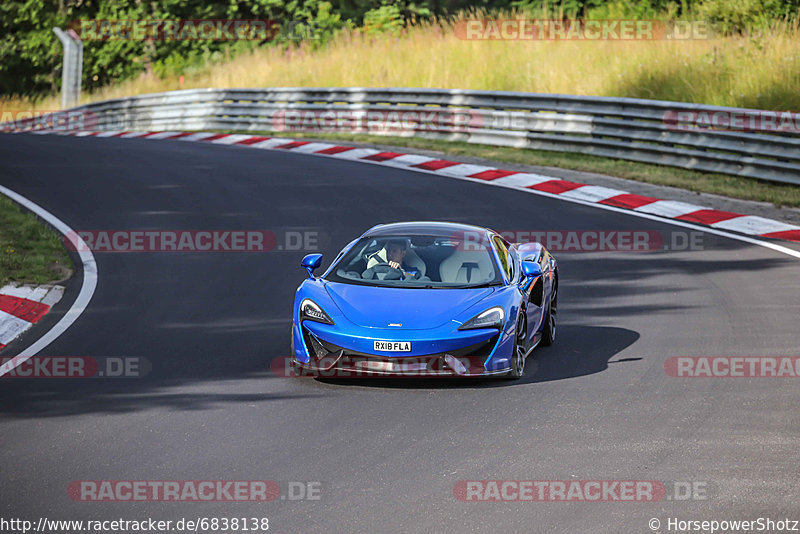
[290,222,558,379]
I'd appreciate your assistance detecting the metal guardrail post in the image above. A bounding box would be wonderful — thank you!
[67,29,83,105]
[53,27,83,109]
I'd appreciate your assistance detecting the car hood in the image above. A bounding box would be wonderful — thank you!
[324,282,496,329]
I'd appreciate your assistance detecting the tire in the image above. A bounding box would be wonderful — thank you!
[505,312,527,379]
[541,279,557,346]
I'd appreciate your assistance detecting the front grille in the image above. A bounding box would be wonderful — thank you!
[300,324,499,375]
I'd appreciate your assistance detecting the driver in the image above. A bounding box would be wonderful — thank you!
[366,239,418,279]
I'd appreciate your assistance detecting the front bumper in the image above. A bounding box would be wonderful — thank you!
[292,320,512,377]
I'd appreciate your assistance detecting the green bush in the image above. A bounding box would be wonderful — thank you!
[697,0,769,33]
[363,5,404,36]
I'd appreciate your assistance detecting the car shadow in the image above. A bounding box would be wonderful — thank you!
[312,325,639,389]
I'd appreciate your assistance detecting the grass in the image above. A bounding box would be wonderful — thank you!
[251,131,800,208]
[0,195,73,285]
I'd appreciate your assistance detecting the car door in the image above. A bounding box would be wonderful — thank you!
[495,236,536,347]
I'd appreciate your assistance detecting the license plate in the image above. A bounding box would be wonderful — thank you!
[374,340,411,352]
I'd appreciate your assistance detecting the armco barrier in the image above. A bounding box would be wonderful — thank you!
[6,87,800,185]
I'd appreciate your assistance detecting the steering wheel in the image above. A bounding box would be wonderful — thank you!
[370,264,405,280]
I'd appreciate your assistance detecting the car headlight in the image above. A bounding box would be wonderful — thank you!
[458,306,505,330]
[300,298,334,325]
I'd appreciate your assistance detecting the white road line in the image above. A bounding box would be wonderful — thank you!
[0,185,98,377]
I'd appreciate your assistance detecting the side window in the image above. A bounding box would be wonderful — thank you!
[492,236,513,281]
[508,247,518,282]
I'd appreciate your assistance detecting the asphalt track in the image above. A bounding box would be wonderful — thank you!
[1,133,799,533]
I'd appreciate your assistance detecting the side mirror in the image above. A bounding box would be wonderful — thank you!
[301,253,323,279]
[521,260,542,292]
[521,260,543,279]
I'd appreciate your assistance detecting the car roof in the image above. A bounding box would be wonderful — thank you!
[362,221,493,238]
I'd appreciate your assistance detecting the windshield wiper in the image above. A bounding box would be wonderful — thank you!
[406,282,501,289]
[447,282,503,289]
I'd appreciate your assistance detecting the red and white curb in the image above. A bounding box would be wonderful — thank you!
[30,129,800,244]
[0,284,64,350]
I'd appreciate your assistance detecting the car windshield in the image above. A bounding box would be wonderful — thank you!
[325,234,503,288]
